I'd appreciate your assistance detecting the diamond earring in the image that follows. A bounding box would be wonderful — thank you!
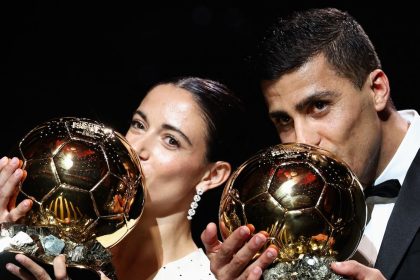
[187,187,204,220]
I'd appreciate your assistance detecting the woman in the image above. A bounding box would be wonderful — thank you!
[0,77,247,279]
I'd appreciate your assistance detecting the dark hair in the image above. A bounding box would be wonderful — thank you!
[254,7,381,89]
[158,76,247,169]
[155,76,247,247]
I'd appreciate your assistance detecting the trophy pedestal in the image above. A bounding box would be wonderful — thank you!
[263,255,346,280]
[0,223,115,280]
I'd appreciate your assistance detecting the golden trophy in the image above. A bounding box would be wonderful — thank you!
[0,117,145,280]
[219,143,367,280]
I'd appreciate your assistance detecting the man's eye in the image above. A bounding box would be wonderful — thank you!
[278,115,291,125]
[313,101,327,111]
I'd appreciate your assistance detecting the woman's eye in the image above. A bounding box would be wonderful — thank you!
[165,135,180,148]
[130,120,145,130]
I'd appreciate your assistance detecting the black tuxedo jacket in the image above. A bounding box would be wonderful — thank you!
[375,148,420,279]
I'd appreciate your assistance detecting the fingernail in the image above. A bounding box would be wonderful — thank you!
[252,267,262,276]
[14,169,23,177]
[254,234,266,246]
[5,263,12,270]
[23,199,31,207]
[240,226,250,237]
[0,156,8,165]
[10,157,19,165]
[266,247,277,259]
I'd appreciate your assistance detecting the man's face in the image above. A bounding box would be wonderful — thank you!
[261,54,381,184]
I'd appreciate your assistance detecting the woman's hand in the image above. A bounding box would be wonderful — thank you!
[6,254,68,280]
[0,156,32,223]
[5,254,111,280]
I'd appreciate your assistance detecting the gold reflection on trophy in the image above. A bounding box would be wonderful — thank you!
[219,143,367,263]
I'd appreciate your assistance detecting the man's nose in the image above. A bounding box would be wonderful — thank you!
[294,122,320,147]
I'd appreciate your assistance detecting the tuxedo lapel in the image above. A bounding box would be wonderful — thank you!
[375,148,420,278]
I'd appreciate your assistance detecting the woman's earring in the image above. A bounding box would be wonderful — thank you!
[187,187,204,220]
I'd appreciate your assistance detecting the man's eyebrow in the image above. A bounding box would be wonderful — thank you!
[295,91,337,112]
[268,91,338,119]
[268,110,289,120]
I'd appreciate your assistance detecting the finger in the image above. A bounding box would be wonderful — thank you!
[6,262,34,280]
[6,169,25,206]
[246,267,262,280]
[0,159,23,207]
[8,199,33,222]
[222,231,268,277]
[213,225,252,270]
[53,255,68,280]
[201,223,222,254]
[15,254,51,280]
[0,156,9,171]
[0,157,19,187]
[243,245,278,279]
[331,260,385,279]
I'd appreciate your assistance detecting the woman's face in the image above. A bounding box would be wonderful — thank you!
[125,84,210,216]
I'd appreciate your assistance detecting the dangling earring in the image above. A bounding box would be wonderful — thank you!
[187,187,204,220]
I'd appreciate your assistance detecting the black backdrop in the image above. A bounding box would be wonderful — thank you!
[1,1,419,246]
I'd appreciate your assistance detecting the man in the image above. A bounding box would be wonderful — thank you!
[201,7,420,280]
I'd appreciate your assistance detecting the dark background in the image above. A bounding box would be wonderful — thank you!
[1,1,419,245]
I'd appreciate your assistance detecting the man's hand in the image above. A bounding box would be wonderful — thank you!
[201,222,278,280]
[0,156,32,223]
[331,260,386,280]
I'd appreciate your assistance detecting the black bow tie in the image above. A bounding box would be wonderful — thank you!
[364,179,401,198]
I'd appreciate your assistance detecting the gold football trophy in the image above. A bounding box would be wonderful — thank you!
[0,117,145,280]
[219,143,367,280]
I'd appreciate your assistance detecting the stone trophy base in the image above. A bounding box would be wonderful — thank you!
[263,255,346,280]
[0,223,116,280]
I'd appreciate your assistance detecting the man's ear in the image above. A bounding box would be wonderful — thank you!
[197,161,232,192]
[368,69,391,111]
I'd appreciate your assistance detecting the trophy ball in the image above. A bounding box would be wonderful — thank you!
[16,117,145,248]
[219,143,367,263]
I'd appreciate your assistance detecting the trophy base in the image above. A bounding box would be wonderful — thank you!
[263,255,347,280]
[0,223,116,280]
[0,251,100,280]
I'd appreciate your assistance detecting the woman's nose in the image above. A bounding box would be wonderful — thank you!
[128,135,150,160]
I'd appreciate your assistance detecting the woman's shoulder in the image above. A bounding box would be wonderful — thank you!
[154,248,216,280]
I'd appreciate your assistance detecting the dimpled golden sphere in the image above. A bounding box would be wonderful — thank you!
[219,143,366,262]
[16,117,145,248]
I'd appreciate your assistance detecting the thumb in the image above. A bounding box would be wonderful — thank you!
[201,222,222,254]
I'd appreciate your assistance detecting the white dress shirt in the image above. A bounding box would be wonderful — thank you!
[355,110,420,266]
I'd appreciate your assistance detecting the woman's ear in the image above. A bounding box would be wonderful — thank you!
[198,161,232,192]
